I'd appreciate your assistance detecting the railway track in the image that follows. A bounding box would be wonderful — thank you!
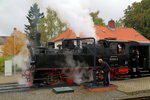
[0,82,30,93]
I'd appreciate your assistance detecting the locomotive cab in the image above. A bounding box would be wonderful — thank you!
[129,41,150,75]
[97,40,129,67]
[96,40,129,78]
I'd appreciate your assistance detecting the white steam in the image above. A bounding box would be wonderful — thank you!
[39,0,97,39]
[13,47,30,85]
[13,46,30,71]
[13,55,30,71]
[63,55,93,84]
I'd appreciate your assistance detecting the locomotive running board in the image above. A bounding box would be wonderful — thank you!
[52,87,74,94]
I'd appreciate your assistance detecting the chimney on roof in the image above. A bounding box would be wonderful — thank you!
[14,27,17,30]
[108,19,116,31]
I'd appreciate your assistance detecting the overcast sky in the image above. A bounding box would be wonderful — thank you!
[0,0,142,36]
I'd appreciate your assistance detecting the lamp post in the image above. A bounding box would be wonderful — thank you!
[13,31,16,75]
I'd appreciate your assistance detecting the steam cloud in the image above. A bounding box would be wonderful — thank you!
[63,55,93,84]
[38,0,97,39]
[13,47,30,85]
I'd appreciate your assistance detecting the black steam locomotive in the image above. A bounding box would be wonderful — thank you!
[25,37,150,87]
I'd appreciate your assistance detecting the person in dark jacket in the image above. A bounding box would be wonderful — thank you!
[98,59,110,86]
[129,49,139,77]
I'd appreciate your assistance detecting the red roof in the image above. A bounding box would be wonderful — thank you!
[54,26,149,41]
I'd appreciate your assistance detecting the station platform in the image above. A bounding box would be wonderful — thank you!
[112,77,150,94]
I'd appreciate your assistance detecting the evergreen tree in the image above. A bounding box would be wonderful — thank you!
[24,3,44,46]
[90,11,105,26]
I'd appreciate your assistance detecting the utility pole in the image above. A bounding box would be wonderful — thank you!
[13,28,16,75]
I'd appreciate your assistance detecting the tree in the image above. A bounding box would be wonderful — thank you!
[123,0,150,39]
[39,8,66,43]
[24,3,44,46]
[2,28,27,56]
[116,18,124,27]
[90,11,105,26]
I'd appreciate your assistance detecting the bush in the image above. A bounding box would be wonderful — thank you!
[0,67,4,72]
[0,56,13,72]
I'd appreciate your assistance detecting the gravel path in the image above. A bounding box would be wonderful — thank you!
[0,87,127,100]
[0,86,150,100]
[0,74,21,84]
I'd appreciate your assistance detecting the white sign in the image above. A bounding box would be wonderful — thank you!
[5,60,12,76]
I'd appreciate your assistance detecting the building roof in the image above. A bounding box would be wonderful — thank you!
[54,25,149,42]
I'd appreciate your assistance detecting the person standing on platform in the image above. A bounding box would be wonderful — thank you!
[98,59,110,86]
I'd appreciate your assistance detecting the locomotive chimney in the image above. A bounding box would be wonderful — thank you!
[35,32,41,46]
[108,19,116,31]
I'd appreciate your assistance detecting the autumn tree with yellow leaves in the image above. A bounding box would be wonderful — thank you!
[2,28,27,56]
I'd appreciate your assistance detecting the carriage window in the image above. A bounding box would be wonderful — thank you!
[63,40,75,49]
[117,44,125,54]
[111,44,117,49]
[110,43,117,54]
[97,43,104,48]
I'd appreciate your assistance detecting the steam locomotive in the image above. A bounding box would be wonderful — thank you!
[25,37,150,87]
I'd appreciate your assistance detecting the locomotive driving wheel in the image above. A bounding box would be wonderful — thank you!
[46,73,61,85]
